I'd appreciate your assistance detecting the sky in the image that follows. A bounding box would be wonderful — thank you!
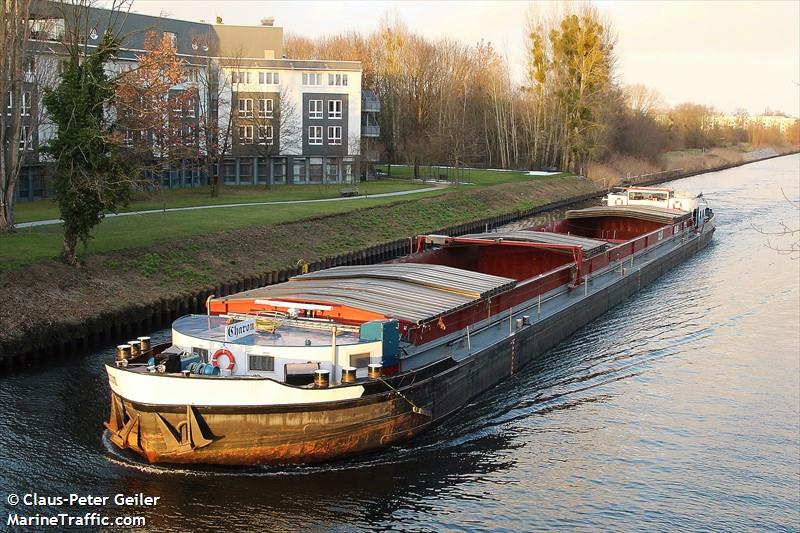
[127,0,800,117]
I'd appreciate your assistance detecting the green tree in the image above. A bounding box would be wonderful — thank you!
[549,11,615,174]
[43,31,133,265]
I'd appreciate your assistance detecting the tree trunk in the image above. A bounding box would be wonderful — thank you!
[209,157,220,197]
[0,195,14,232]
[62,231,78,266]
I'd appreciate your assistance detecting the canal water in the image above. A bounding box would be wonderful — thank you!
[1,155,798,531]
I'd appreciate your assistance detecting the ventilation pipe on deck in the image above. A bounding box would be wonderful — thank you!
[341,366,357,383]
[138,336,151,354]
[314,369,330,388]
[116,344,131,366]
[127,340,141,358]
[368,364,382,379]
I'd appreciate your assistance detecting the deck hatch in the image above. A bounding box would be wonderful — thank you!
[458,230,609,255]
[219,264,517,324]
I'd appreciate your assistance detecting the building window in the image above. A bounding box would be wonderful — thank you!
[171,96,182,117]
[183,68,199,83]
[328,99,342,119]
[349,352,371,368]
[328,73,348,86]
[238,125,254,144]
[239,158,253,184]
[123,129,133,147]
[249,354,274,371]
[326,158,339,183]
[21,92,31,117]
[24,57,35,76]
[232,71,251,84]
[308,99,322,119]
[327,126,342,145]
[257,157,269,183]
[186,99,196,118]
[223,158,237,183]
[258,98,273,118]
[20,125,31,150]
[309,157,323,184]
[302,72,322,86]
[258,125,273,145]
[238,98,253,118]
[259,71,279,85]
[6,92,12,115]
[273,157,286,184]
[308,126,322,145]
[163,31,177,49]
[343,158,354,184]
[292,158,306,184]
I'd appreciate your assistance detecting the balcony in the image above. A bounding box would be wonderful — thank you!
[361,90,381,113]
[362,125,380,137]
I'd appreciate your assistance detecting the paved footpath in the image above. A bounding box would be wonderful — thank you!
[15,186,447,229]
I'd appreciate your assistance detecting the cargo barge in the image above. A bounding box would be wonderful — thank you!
[105,186,715,465]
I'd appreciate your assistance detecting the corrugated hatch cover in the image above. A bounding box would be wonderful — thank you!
[566,205,691,225]
[459,230,609,255]
[221,264,517,324]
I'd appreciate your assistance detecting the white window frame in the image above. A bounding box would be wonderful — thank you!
[232,71,251,84]
[20,125,31,150]
[21,91,31,117]
[308,125,323,145]
[239,125,254,144]
[164,31,177,49]
[302,72,322,86]
[238,98,253,118]
[309,99,323,119]
[327,125,342,145]
[258,98,273,118]
[328,99,342,119]
[6,92,12,116]
[259,71,279,85]
[258,125,274,145]
[328,73,348,87]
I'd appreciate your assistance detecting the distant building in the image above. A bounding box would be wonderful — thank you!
[11,4,379,201]
[709,113,797,133]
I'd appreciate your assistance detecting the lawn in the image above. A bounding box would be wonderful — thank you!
[0,189,447,269]
[1,168,574,269]
[12,179,430,223]
[375,164,569,187]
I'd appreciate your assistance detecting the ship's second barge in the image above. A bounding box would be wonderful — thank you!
[104,186,715,465]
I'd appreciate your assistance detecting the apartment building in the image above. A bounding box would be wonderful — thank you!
[11,4,379,201]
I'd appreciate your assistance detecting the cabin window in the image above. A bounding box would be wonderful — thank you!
[349,352,371,368]
[628,190,668,202]
[249,355,275,371]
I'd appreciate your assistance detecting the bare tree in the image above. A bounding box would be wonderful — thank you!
[753,188,800,260]
[0,0,59,231]
[191,32,236,197]
[249,85,301,178]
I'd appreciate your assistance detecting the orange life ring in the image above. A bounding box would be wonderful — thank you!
[212,348,236,370]
[614,198,623,206]
[673,201,682,210]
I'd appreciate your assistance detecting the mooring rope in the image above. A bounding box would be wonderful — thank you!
[378,377,432,417]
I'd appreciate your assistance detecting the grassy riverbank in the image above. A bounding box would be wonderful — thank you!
[12,179,433,224]
[0,175,599,345]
